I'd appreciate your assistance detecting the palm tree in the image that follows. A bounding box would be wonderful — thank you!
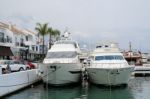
[48,27,53,49]
[52,29,60,42]
[35,23,49,56]
[48,28,60,49]
[53,29,60,37]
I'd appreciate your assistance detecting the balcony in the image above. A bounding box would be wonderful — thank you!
[15,42,26,47]
[0,38,12,44]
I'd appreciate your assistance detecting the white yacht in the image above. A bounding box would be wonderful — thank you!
[86,42,134,86]
[41,32,82,86]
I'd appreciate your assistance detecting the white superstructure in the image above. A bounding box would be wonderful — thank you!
[86,42,134,86]
[40,32,82,85]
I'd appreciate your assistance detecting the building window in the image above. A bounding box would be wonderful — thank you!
[20,38,24,47]
[20,38,24,43]
[6,36,9,42]
[26,36,28,41]
[15,37,17,42]
[9,38,12,43]
[32,46,35,51]
[0,32,4,42]
[36,46,38,51]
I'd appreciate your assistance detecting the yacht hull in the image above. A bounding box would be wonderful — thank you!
[40,63,82,86]
[86,66,134,86]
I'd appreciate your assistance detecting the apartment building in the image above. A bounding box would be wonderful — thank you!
[0,21,47,61]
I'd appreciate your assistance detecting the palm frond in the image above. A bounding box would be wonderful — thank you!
[52,29,60,36]
[35,23,49,36]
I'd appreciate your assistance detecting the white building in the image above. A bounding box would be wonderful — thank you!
[0,21,47,60]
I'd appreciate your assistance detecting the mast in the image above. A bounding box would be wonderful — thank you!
[129,42,132,65]
[129,41,132,52]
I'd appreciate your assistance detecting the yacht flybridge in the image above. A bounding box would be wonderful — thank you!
[41,32,82,86]
[86,42,134,86]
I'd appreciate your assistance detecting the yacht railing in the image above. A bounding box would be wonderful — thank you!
[87,63,128,69]
[44,58,79,64]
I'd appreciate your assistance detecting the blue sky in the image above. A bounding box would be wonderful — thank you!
[0,0,150,52]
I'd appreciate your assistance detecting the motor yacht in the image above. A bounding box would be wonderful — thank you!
[86,42,134,86]
[40,32,82,86]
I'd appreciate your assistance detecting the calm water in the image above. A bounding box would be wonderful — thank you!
[3,77,150,99]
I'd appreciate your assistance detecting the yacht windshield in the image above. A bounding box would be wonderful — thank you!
[95,55,124,61]
[46,51,77,59]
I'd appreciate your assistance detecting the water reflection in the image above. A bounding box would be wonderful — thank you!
[4,77,150,99]
[87,85,134,99]
[44,86,82,99]
[129,77,150,99]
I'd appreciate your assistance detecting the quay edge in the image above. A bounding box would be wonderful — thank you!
[0,69,41,97]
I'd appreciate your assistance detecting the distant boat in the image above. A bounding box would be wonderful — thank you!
[86,42,134,86]
[41,32,82,86]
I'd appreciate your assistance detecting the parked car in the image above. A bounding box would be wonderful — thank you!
[0,60,11,73]
[27,61,36,69]
[0,60,29,72]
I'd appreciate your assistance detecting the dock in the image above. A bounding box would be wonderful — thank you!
[133,66,150,76]
[0,69,41,97]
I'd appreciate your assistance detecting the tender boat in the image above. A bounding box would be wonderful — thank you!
[41,32,82,86]
[86,42,134,86]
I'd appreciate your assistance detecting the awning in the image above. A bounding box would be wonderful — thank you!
[0,46,13,56]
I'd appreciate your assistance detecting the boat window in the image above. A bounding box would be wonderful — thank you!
[96,46,102,48]
[95,55,124,61]
[114,55,124,60]
[46,51,77,58]
[105,45,109,47]
[95,56,105,60]
[105,56,114,60]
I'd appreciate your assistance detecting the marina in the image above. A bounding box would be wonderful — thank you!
[1,0,150,98]
[1,29,150,98]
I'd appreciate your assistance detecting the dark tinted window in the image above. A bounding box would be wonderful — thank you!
[95,56,105,60]
[105,56,114,60]
[115,56,124,60]
[95,55,124,61]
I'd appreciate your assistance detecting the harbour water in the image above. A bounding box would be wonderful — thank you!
[3,77,150,99]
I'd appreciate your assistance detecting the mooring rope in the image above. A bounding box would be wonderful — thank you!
[44,65,61,99]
